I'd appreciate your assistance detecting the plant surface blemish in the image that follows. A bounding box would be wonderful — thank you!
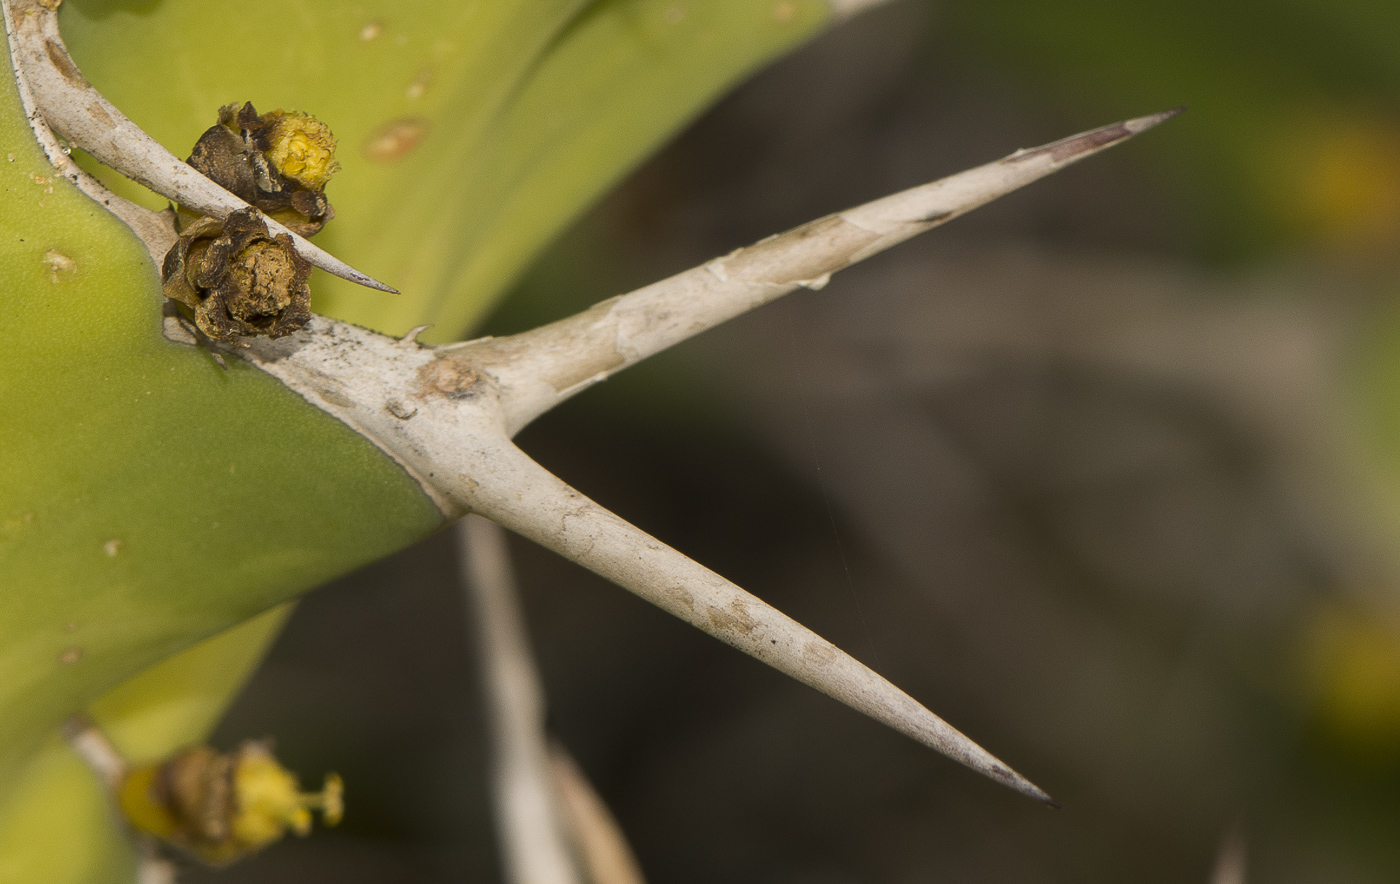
[42,249,74,282]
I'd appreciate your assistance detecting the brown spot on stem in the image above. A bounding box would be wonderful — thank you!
[417,356,484,400]
[59,647,83,665]
[672,586,695,614]
[314,384,356,409]
[44,39,88,88]
[364,118,429,162]
[802,641,837,667]
[87,101,112,128]
[707,599,759,637]
[102,538,123,556]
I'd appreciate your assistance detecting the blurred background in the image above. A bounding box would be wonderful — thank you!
[189,1,1400,881]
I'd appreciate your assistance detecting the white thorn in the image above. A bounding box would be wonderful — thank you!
[236,314,1054,801]
[469,444,1056,804]
[471,110,1182,435]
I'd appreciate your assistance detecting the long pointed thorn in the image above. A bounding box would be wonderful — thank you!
[466,444,1055,804]
[472,109,1181,434]
[3,0,397,294]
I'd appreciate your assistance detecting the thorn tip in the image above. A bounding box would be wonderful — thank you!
[348,272,399,294]
[1123,105,1188,134]
[1003,771,1057,806]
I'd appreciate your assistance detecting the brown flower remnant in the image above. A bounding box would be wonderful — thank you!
[163,209,312,341]
[118,740,343,867]
[187,102,339,237]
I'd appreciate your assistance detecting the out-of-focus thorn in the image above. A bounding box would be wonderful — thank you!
[1210,827,1247,884]
[828,0,899,22]
[136,840,177,884]
[550,742,648,884]
[60,714,125,792]
[59,714,177,881]
[458,515,582,884]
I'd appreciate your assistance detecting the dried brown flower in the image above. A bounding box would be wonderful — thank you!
[162,209,313,341]
[187,102,339,237]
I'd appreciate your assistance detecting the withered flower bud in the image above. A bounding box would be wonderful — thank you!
[261,109,339,191]
[118,740,343,867]
[186,102,339,237]
[163,209,312,341]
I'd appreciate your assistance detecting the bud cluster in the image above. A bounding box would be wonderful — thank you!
[163,102,340,340]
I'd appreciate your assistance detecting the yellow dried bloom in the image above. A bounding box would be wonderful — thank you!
[263,110,340,191]
[229,746,342,843]
[117,740,342,866]
[186,103,339,236]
